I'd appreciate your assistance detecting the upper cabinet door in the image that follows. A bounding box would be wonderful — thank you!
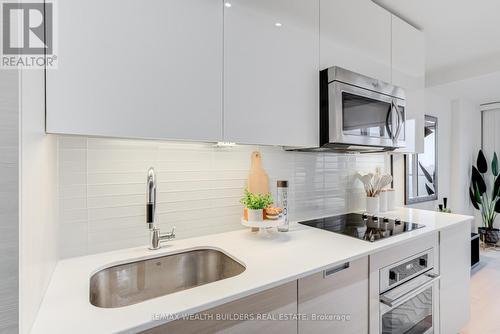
[391,15,425,89]
[391,15,426,153]
[320,0,391,82]
[224,0,320,147]
[46,0,223,142]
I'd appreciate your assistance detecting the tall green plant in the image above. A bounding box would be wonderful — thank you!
[469,150,500,228]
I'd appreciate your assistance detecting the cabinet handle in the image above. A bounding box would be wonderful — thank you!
[323,262,350,278]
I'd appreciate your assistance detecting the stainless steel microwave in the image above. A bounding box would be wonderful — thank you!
[319,66,406,152]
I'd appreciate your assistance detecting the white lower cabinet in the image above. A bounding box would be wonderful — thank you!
[298,257,369,334]
[141,281,297,334]
[439,222,471,334]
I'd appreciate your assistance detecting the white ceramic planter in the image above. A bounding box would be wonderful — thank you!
[366,196,380,215]
[247,209,264,222]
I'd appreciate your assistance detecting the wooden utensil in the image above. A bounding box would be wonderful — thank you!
[247,151,269,195]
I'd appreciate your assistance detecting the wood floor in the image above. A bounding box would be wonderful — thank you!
[461,248,500,333]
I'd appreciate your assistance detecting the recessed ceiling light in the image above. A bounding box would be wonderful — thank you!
[224,2,232,8]
[275,22,283,27]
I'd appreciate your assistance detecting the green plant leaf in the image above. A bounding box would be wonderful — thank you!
[240,189,273,210]
[477,150,488,174]
[470,188,480,210]
[474,183,482,204]
[493,153,499,176]
[495,200,500,214]
[418,162,433,184]
[493,175,500,199]
[472,166,487,195]
[425,184,435,196]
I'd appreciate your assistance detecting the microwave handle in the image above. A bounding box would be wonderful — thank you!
[385,106,394,139]
[392,101,403,141]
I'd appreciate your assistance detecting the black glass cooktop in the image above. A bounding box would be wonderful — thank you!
[298,213,425,242]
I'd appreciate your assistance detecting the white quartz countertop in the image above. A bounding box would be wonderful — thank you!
[31,208,473,334]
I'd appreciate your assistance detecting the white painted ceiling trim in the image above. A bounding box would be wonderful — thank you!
[480,102,500,112]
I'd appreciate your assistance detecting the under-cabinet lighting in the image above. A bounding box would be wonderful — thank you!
[275,22,283,27]
[215,142,236,147]
[224,2,232,8]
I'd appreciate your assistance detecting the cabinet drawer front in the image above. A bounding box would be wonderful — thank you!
[141,281,297,334]
[298,256,369,334]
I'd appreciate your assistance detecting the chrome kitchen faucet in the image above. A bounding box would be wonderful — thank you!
[146,167,175,250]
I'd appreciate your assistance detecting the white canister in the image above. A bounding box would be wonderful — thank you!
[379,190,388,213]
[366,196,380,215]
[386,189,396,211]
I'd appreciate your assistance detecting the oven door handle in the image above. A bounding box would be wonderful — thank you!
[380,273,440,308]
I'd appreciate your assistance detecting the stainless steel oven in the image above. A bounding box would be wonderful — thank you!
[319,66,406,152]
[379,249,440,334]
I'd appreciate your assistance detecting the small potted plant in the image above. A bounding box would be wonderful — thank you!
[240,189,273,222]
[470,150,500,244]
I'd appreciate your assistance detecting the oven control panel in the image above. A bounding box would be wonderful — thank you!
[379,248,434,293]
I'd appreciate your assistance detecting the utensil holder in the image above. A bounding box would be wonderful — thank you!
[366,196,380,215]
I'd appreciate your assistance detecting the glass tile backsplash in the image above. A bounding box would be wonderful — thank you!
[57,136,388,258]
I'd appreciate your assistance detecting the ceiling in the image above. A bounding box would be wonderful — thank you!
[427,71,500,105]
[374,0,500,86]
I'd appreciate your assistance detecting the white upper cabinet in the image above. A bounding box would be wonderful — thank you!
[320,0,392,82]
[46,0,223,142]
[391,15,426,153]
[46,0,425,149]
[391,15,425,88]
[223,0,320,147]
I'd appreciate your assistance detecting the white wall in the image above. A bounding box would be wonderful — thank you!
[57,136,389,258]
[393,93,481,220]
[449,99,482,218]
[19,70,59,333]
[393,91,453,210]
[0,69,19,333]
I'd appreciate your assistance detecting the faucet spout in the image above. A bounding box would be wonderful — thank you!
[146,167,156,230]
[146,167,175,250]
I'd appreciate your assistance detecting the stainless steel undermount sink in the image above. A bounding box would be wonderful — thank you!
[89,248,246,308]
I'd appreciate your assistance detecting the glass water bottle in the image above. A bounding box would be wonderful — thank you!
[277,180,289,232]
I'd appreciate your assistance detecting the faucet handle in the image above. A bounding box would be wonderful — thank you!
[160,226,176,242]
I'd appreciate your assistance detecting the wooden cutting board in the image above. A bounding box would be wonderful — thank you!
[247,151,269,195]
